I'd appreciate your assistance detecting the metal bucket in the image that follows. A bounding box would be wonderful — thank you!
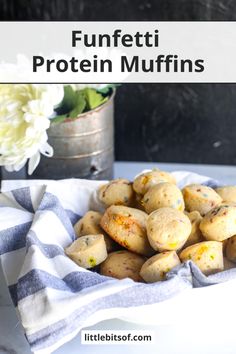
[0,91,115,181]
[31,91,115,180]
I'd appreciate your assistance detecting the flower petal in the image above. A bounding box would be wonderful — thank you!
[40,142,54,157]
[28,152,40,175]
[0,84,60,173]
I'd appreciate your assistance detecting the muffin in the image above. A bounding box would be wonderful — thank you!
[140,251,180,283]
[182,184,222,216]
[215,186,236,203]
[100,205,154,256]
[65,234,107,269]
[142,182,184,214]
[74,211,117,252]
[146,207,191,252]
[184,211,204,247]
[98,178,134,207]
[223,257,236,270]
[179,241,223,275]
[100,250,146,282]
[133,169,176,195]
[225,235,236,263]
[200,204,236,241]
[132,192,146,211]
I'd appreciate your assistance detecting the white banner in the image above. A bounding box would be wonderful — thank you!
[0,21,236,83]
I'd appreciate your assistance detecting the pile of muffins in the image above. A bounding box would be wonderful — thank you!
[65,169,236,283]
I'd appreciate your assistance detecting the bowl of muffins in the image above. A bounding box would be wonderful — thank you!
[65,168,236,283]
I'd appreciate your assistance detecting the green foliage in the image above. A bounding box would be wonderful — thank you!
[97,84,120,94]
[83,88,108,110]
[51,84,115,124]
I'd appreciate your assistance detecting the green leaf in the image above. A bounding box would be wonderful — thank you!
[82,88,108,110]
[52,85,112,124]
[53,86,86,123]
[55,85,77,115]
[69,92,86,118]
[50,114,68,124]
[97,84,120,94]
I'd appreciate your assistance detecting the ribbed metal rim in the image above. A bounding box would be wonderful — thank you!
[49,124,113,138]
[51,146,114,160]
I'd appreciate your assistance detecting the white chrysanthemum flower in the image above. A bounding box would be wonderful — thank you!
[0,84,64,174]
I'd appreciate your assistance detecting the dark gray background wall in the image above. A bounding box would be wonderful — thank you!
[1,0,236,165]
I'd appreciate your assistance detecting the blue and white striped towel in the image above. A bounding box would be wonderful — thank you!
[1,172,236,353]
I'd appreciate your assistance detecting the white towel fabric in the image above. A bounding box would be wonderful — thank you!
[1,172,236,354]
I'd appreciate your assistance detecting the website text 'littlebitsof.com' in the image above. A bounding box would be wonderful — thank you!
[81,330,155,345]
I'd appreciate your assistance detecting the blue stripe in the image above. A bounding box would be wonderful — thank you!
[203,179,221,188]
[12,269,108,304]
[37,192,75,240]
[12,188,34,213]
[0,222,31,255]
[65,209,81,225]
[27,275,191,351]
[8,285,18,307]
[26,230,64,259]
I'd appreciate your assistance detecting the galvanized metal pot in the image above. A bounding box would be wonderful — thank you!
[0,91,115,181]
[33,91,115,180]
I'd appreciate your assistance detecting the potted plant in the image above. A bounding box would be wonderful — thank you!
[0,84,116,180]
